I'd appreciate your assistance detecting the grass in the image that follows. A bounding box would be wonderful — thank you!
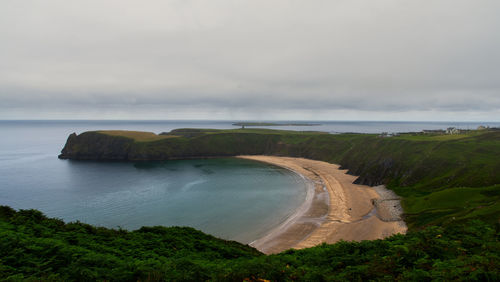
[402,185,500,228]
[167,128,328,135]
[62,128,500,229]
[99,130,178,142]
[395,131,483,141]
[216,128,327,134]
[1,206,498,281]
[16,127,500,280]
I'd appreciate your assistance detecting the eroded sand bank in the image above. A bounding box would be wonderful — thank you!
[238,156,407,254]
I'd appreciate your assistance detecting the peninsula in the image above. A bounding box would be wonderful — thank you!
[1,127,498,280]
[59,128,500,230]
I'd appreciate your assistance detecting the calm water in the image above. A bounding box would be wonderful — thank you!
[1,120,499,243]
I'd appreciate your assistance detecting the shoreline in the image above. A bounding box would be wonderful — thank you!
[247,163,318,250]
[238,156,407,254]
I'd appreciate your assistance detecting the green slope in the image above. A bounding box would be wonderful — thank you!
[1,206,498,281]
[59,128,500,228]
[2,128,499,280]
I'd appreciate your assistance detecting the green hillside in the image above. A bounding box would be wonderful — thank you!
[5,127,496,280]
[1,206,498,281]
[59,128,500,228]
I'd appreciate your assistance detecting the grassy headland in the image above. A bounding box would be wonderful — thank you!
[98,130,179,142]
[4,127,496,280]
[59,128,500,229]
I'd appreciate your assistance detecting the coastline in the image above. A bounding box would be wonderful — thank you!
[237,156,407,254]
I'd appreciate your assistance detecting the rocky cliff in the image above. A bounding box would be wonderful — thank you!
[59,132,133,160]
[58,129,500,191]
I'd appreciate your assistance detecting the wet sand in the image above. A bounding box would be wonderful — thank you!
[238,156,407,254]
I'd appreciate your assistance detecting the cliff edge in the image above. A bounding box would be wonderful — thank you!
[59,131,133,160]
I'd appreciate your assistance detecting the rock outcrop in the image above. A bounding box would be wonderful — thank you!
[58,129,500,191]
[58,132,133,160]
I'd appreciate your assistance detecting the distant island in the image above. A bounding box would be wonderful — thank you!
[232,122,321,127]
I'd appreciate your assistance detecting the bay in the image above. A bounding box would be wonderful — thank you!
[1,120,498,243]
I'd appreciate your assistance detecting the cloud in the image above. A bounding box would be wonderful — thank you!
[1,0,499,120]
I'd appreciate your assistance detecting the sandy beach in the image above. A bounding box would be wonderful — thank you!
[238,156,407,254]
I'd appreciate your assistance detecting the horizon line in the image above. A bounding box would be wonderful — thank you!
[1,119,499,123]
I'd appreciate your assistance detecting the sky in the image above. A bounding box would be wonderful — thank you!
[1,0,499,121]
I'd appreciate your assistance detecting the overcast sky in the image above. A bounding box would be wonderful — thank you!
[1,0,499,121]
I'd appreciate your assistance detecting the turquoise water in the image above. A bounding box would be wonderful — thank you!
[3,157,306,243]
[1,120,499,243]
[0,121,308,243]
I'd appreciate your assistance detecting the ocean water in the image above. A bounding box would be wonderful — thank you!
[1,120,499,243]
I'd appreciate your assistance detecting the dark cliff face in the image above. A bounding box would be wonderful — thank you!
[348,157,396,186]
[58,130,500,190]
[58,133,78,158]
[58,131,284,161]
[124,133,284,160]
[55,131,408,188]
[58,132,133,160]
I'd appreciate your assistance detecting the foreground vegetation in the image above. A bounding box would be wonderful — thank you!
[1,206,498,281]
[6,127,497,280]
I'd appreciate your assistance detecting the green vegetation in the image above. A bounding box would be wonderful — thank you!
[60,128,500,229]
[1,206,498,281]
[163,128,328,136]
[403,185,500,228]
[394,131,484,141]
[20,127,495,280]
[98,130,178,142]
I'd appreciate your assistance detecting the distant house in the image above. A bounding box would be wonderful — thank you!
[477,125,487,130]
[446,127,460,134]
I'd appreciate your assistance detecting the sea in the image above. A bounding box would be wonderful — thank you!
[1,120,498,243]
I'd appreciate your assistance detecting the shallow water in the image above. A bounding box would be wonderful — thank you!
[1,120,498,243]
[0,121,307,243]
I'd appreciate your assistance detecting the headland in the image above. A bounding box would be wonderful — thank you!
[2,126,498,280]
[58,128,500,229]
